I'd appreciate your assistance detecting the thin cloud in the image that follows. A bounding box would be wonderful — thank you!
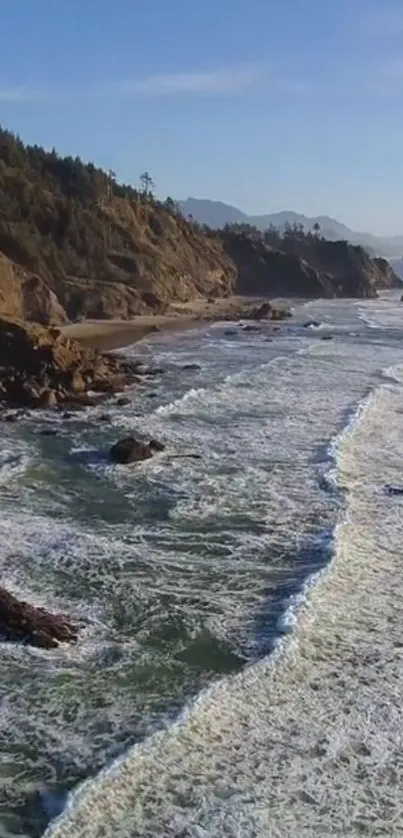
[103,67,266,97]
[0,67,312,104]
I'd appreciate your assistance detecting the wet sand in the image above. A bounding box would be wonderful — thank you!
[61,296,280,351]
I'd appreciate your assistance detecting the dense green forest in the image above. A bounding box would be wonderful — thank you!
[0,126,173,283]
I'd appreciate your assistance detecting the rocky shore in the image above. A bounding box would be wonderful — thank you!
[0,300,288,647]
[0,300,287,412]
[0,317,149,411]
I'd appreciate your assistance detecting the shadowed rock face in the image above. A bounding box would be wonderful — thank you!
[0,587,79,649]
[221,230,401,299]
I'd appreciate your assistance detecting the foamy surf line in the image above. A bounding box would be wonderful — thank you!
[43,373,403,838]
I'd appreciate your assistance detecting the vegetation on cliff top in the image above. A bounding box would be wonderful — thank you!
[0,125,399,323]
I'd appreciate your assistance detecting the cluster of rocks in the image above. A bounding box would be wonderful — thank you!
[0,318,157,411]
[210,299,291,324]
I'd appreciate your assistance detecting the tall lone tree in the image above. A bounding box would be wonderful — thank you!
[139,171,155,196]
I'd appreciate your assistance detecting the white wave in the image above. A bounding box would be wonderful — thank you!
[43,368,403,838]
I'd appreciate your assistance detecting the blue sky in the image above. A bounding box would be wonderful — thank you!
[0,0,403,234]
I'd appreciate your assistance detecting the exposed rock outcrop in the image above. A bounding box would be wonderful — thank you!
[0,587,79,648]
[0,318,143,408]
[221,228,401,299]
[0,253,67,324]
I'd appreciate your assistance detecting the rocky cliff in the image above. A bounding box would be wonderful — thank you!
[0,127,399,323]
[0,128,235,323]
[221,226,401,299]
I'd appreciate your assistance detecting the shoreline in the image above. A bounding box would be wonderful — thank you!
[60,296,292,352]
[61,316,201,351]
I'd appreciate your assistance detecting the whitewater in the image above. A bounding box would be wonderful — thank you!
[1,292,403,836]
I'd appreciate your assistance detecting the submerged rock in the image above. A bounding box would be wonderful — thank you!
[182,364,201,371]
[242,324,261,333]
[110,436,165,464]
[0,587,79,649]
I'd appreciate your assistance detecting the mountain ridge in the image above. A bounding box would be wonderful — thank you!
[179,198,403,258]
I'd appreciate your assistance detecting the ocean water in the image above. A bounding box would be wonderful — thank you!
[1,292,403,836]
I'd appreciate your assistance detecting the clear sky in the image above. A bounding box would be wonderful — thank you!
[1,0,402,235]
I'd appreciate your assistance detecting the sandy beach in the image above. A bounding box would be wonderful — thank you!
[61,296,286,351]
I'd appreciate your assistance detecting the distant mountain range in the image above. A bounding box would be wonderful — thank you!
[179,198,403,259]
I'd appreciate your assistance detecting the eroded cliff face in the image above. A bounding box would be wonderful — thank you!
[0,126,399,325]
[222,231,401,299]
[0,254,67,324]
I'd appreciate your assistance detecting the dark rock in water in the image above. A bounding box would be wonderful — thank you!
[304,320,321,329]
[116,396,131,407]
[149,438,165,453]
[132,363,164,377]
[224,329,237,336]
[182,364,201,371]
[98,413,110,422]
[264,337,273,342]
[242,324,261,332]
[147,392,158,398]
[321,335,333,341]
[38,428,58,437]
[110,436,163,464]
[0,587,79,648]
[4,412,18,422]
[385,484,403,496]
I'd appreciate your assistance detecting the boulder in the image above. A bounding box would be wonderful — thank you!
[116,396,131,407]
[110,436,163,464]
[252,301,272,320]
[304,320,321,329]
[0,586,79,649]
[182,364,201,371]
